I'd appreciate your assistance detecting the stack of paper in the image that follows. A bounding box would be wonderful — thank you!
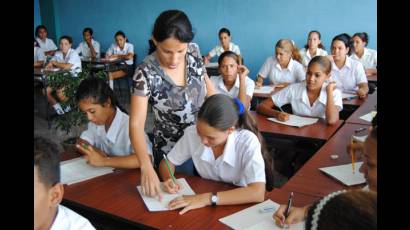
[267,115,319,128]
[319,162,366,186]
[137,178,195,211]
[60,157,114,185]
[219,199,305,229]
[359,111,377,122]
[254,86,275,95]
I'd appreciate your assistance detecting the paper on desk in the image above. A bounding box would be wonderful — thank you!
[352,135,368,143]
[267,115,319,128]
[205,62,218,68]
[254,85,275,95]
[136,178,195,212]
[319,162,366,186]
[359,111,377,122]
[60,157,114,185]
[342,92,357,99]
[43,68,60,72]
[219,199,305,230]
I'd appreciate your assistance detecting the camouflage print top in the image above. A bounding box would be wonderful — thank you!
[131,43,207,167]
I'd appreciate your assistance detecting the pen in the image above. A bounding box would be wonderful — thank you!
[163,154,177,185]
[350,139,356,174]
[354,127,366,133]
[284,192,294,218]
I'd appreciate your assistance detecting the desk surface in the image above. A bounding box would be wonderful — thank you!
[367,74,377,82]
[251,111,343,140]
[346,91,377,125]
[282,123,369,197]
[81,57,125,65]
[34,67,68,77]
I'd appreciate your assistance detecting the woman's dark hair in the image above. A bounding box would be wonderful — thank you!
[218,51,240,65]
[370,114,377,139]
[148,39,156,54]
[197,94,274,191]
[34,136,60,187]
[219,27,231,37]
[75,77,118,108]
[305,190,377,230]
[152,9,194,43]
[115,30,128,42]
[307,56,332,75]
[59,35,73,44]
[83,27,94,36]
[353,32,369,46]
[35,25,47,37]
[304,30,325,50]
[332,33,353,55]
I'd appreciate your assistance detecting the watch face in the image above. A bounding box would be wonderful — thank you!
[212,195,217,202]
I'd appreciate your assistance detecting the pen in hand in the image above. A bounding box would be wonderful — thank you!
[283,192,294,225]
[163,154,178,191]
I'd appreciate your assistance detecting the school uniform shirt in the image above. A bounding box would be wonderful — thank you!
[330,56,367,93]
[299,48,328,67]
[106,42,134,65]
[258,57,305,85]
[210,74,255,99]
[34,46,46,62]
[50,205,95,230]
[51,48,82,76]
[76,39,101,58]
[271,81,343,119]
[208,42,241,58]
[167,125,266,187]
[36,37,58,52]
[80,107,152,157]
[132,43,207,166]
[350,47,377,69]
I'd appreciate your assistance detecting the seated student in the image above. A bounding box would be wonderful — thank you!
[45,35,82,115]
[105,30,135,89]
[34,37,46,67]
[273,117,377,227]
[75,78,153,168]
[76,27,101,59]
[210,51,255,109]
[329,33,369,98]
[351,32,377,76]
[159,94,274,215]
[204,27,241,64]
[34,136,95,230]
[299,30,328,68]
[35,25,58,56]
[255,39,305,90]
[257,56,342,125]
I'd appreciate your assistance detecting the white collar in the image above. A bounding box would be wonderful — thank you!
[275,58,295,71]
[200,130,238,167]
[218,42,233,53]
[298,82,328,106]
[218,74,240,91]
[96,107,123,144]
[332,56,352,71]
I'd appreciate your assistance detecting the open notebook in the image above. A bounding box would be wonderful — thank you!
[254,85,275,95]
[267,115,319,128]
[219,199,304,230]
[60,157,114,185]
[136,178,195,211]
[319,162,366,186]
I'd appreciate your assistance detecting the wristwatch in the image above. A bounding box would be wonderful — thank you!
[211,192,218,206]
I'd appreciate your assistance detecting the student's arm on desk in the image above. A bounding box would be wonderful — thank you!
[168,182,265,215]
[256,97,289,121]
[357,82,369,99]
[47,60,72,70]
[159,159,182,194]
[34,61,44,67]
[130,95,162,199]
[273,204,310,227]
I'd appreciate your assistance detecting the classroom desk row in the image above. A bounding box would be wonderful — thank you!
[62,90,377,229]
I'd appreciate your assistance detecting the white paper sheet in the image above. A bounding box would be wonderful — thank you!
[60,157,114,185]
[359,111,377,122]
[352,135,368,143]
[205,62,218,68]
[254,86,275,95]
[219,199,305,230]
[267,115,319,128]
[136,178,195,211]
[319,162,366,186]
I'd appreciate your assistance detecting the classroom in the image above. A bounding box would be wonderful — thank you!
[34,0,377,229]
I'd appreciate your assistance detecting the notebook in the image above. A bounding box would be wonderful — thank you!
[267,115,319,128]
[319,162,366,186]
[254,85,275,95]
[359,111,377,122]
[219,199,305,229]
[136,178,195,211]
[60,157,114,185]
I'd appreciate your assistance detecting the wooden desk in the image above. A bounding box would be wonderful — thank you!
[81,57,126,77]
[251,111,343,141]
[367,74,377,83]
[282,123,370,197]
[346,91,377,125]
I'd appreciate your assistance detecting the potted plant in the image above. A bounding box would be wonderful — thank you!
[46,67,107,152]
